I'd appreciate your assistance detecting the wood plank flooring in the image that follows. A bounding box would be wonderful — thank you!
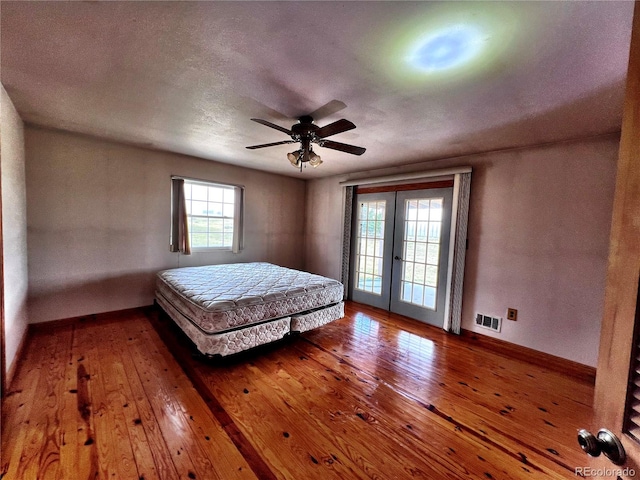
[1,302,593,479]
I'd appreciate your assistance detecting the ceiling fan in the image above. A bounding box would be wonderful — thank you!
[246,115,366,171]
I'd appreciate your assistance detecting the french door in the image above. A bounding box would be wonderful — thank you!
[350,187,453,327]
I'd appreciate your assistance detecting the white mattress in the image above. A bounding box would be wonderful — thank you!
[156,262,344,334]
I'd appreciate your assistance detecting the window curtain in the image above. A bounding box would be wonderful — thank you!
[170,178,191,255]
[232,186,244,254]
[341,186,355,299]
[445,171,471,334]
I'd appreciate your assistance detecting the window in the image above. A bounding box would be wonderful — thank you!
[171,177,243,253]
[354,199,386,295]
[185,181,235,249]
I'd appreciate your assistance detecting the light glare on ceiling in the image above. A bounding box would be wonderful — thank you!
[407,25,484,72]
[380,4,520,86]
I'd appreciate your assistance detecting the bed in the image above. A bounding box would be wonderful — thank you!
[155,262,345,356]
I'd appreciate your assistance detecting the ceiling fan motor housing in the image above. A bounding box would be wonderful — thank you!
[291,116,319,140]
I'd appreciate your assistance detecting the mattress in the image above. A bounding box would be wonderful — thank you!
[156,262,344,334]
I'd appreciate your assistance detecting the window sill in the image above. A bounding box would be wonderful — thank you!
[188,247,238,253]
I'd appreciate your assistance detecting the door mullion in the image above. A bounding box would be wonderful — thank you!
[387,191,399,311]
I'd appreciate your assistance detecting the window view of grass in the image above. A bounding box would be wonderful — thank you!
[355,200,386,295]
[185,182,235,248]
[400,198,443,309]
[354,196,444,311]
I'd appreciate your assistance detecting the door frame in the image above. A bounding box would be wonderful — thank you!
[591,1,640,471]
[1,154,4,399]
[341,167,471,333]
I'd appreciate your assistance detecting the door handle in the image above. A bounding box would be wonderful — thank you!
[577,428,626,465]
[394,256,402,261]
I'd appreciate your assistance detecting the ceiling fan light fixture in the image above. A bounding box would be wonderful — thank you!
[287,150,302,168]
[309,150,322,167]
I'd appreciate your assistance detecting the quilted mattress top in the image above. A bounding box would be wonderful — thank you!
[156,262,344,333]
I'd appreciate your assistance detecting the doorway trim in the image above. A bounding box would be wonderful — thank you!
[340,166,471,333]
[1,156,5,398]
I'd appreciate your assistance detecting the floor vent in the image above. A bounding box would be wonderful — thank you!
[475,313,502,333]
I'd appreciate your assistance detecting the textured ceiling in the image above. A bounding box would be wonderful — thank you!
[0,1,634,178]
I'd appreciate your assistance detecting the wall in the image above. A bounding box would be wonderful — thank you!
[304,135,618,367]
[1,85,29,377]
[26,126,306,323]
[304,177,346,281]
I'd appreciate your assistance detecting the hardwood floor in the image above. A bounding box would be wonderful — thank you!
[1,302,593,479]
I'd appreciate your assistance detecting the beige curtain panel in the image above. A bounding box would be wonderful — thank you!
[170,178,191,255]
[232,186,244,254]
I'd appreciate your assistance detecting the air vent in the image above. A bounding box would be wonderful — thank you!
[475,313,502,333]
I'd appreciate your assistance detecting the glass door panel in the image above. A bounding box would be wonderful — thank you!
[350,192,395,310]
[391,188,453,327]
[355,200,386,294]
[400,197,443,309]
[350,187,452,327]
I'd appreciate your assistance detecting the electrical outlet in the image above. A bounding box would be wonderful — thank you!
[507,308,518,321]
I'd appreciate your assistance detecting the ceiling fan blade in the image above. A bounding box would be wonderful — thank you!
[307,100,347,121]
[319,139,366,156]
[315,119,356,139]
[250,118,293,136]
[246,140,296,150]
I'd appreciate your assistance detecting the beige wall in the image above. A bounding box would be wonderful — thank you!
[26,126,306,323]
[20,122,619,366]
[304,177,346,280]
[1,85,29,376]
[304,135,618,367]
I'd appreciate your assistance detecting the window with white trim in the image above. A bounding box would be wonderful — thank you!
[172,177,244,252]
